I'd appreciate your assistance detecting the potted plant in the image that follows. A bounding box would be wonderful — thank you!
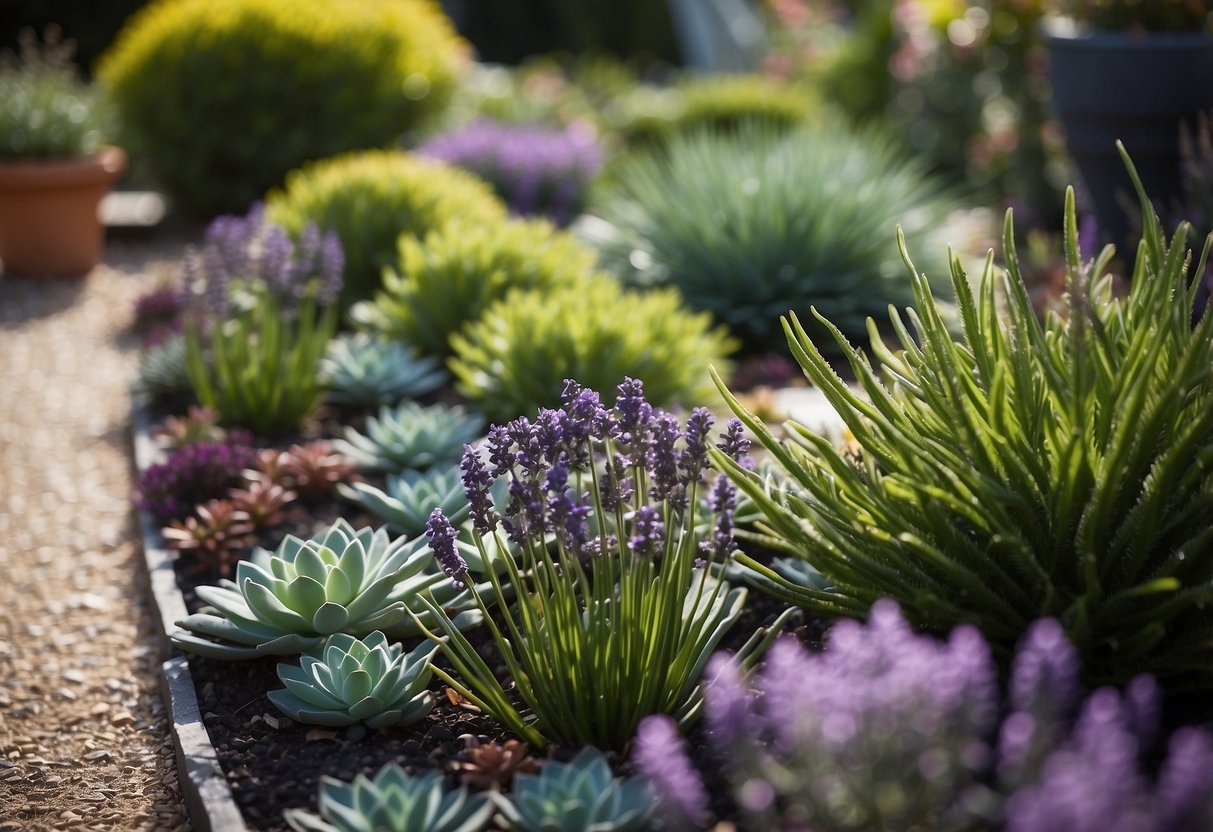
[0,27,125,277]
[1042,1,1213,247]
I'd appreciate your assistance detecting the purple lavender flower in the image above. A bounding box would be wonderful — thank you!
[632,715,711,830]
[702,474,738,561]
[561,379,612,447]
[416,119,604,225]
[259,225,295,294]
[318,230,344,307]
[1154,728,1213,829]
[460,445,499,535]
[613,377,653,436]
[628,506,665,558]
[425,508,467,589]
[678,407,715,484]
[486,425,514,478]
[600,452,634,513]
[704,653,754,751]
[646,412,682,504]
[1009,617,1080,717]
[716,418,751,466]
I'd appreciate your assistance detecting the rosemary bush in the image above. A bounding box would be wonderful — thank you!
[413,379,786,750]
[716,149,1213,687]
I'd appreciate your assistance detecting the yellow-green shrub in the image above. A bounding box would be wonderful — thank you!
[99,0,465,216]
[450,276,736,422]
[267,150,506,309]
[352,217,596,358]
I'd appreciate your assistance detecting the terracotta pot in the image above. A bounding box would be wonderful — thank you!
[0,145,127,277]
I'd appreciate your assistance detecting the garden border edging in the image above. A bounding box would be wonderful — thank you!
[131,397,249,832]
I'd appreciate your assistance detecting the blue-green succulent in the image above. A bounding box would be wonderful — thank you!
[334,402,484,473]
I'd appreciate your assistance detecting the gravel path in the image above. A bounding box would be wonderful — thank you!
[1,236,192,831]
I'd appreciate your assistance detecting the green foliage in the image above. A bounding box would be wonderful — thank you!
[266,150,506,310]
[172,519,483,659]
[285,764,494,832]
[319,334,447,408]
[715,152,1213,687]
[498,748,654,832]
[0,27,106,158]
[338,467,469,538]
[134,334,191,401]
[450,277,735,422]
[620,74,816,148]
[98,0,464,215]
[268,632,437,740]
[184,287,335,437]
[590,123,955,354]
[352,218,595,358]
[334,402,484,474]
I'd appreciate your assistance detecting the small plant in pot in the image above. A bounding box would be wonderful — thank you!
[1042,0,1213,248]
[0,26,125,277]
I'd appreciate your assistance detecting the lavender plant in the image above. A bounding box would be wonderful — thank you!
[411,378,788,750]
[135,437,258,523]
[417,119,602,226]
[715,149,1213,687]
[636,603,1213,831]
[182,206,343,436]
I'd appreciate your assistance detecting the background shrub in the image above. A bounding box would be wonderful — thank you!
[618,74,816,148]
[589,122,955,354]
[352,217,595,358]
[98,0,465,215]
[416,119,603,225]
[450,276,736,421]
[267,150,506,310]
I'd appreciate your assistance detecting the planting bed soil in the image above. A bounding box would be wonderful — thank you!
[133,397,821,830]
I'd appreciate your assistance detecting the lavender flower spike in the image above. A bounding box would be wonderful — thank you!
[460,445,499,536]
[633,714,711,831]
[425,508,467,589]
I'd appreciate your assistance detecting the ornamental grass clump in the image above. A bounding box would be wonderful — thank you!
[636,603,1213,831]
[450,276,736,423]
[416,119,604,225]
[351,217,595,359]
[589,122,953,354]
[182,206,343,437]
[412,378,786,750]
[714,148,1213,687]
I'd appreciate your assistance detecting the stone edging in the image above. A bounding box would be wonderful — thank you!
[131,397,249,832]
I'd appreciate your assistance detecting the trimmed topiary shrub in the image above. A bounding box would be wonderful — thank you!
[98,0,465,216]
[588,122,954,354]
[450,276,736,421]
[352,217,595,358]
[267,150,506,310]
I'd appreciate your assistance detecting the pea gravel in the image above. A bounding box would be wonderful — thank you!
[0,236,192,831]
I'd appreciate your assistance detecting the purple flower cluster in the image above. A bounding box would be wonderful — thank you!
[454,377,747,567]
[135,438,258,523]
[417,119,603,225]
[132,285,186,346]
[182,204,344,317]
[635,604,1213,831]
[425,508,467,590]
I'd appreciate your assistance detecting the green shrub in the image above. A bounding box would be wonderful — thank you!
[450,277,736,422]
[267,150,506,309]
[98,0,464,216]
[589,123,955,354]
[714,155,1213,688]
[618,74,815,148]
[352,218,595,358]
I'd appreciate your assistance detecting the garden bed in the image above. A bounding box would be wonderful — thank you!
[130,395,824,831]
